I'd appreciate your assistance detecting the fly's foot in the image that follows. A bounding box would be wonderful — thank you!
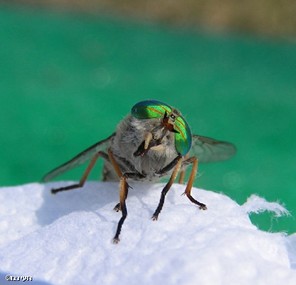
[184,192,207,211]
[113,203,121,212]
[199,204,207,210]
[51,188,58,194]
[112,237,120,244]
[151,214,158,221]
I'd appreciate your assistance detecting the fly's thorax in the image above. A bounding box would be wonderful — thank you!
[110,115,178,176]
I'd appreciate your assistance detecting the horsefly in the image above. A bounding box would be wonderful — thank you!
[43,100,236,243]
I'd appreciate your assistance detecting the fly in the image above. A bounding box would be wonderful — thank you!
[43,100,236,243]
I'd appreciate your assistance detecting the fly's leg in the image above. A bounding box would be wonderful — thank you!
[183,156,207,210]
[51,151,109,194]
[108,149,136,243]
[112,175,129,244]
[156,155,182,176]
[152,157,182,220]
[113,203,121,212]
[112,172,145,212]
[178,154,189,184]
[178,170,186,184]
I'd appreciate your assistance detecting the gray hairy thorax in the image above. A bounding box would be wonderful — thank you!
[103,115,179,182]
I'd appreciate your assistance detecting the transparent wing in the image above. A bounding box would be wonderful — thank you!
[190,135,236,163]
[42,133,115,182]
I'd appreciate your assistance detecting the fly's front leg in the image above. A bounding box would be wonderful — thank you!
[108,149,144,243]
[183,156,207,210]
[112,175,129,244]
[113,172,145,212]
[152,156,182,220]
[51,151,109,194]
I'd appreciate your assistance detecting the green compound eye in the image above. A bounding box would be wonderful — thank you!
[131,100,172,119]
[131,100,192,156]
[174,115,192,156]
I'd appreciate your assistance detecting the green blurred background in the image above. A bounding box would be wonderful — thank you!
[1,2,295,233]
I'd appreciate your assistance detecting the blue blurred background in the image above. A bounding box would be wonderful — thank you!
[1,1,295,233]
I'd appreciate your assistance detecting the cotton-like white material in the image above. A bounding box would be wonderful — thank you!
[0,182,295,285]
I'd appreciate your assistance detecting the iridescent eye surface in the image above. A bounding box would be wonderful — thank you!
[131,100,172,119]
[131,100,192,156]
[174,114,192,156]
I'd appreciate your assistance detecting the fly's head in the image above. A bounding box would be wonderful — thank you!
[131,100,192,157]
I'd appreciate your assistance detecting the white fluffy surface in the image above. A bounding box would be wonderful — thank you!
[0,182,295,285]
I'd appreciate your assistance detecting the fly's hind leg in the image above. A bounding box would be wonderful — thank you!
[182,156,207,210]
[51,151,109,194]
